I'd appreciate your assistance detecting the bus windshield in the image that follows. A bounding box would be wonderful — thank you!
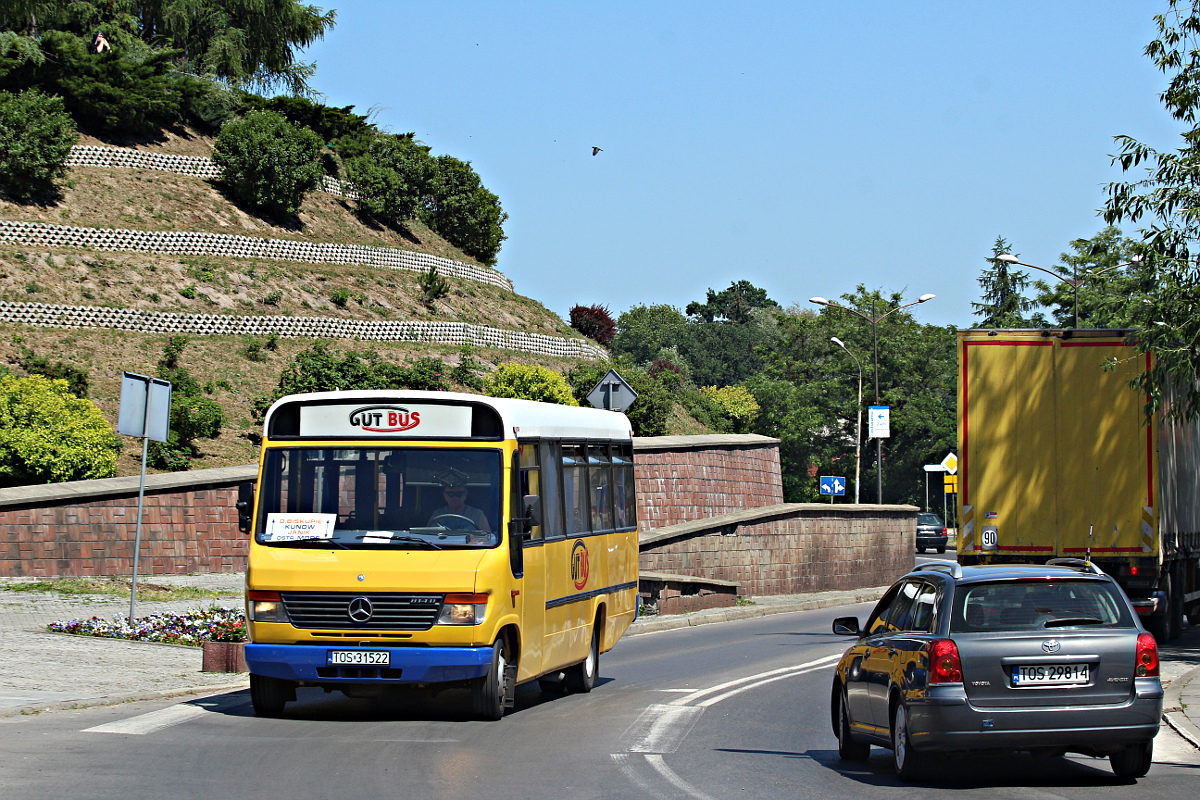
[255,447,502,549]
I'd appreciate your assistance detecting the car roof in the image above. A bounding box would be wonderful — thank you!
[908,562,1113,585]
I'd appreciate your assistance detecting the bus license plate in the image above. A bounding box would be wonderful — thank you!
[1011,664,1089,685]
[328,650,390,666]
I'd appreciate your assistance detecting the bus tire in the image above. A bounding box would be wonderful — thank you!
[564,626,599,694]
[471,639,508,721]
[250,674,293,717]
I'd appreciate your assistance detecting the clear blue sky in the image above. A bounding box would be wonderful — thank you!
[301,1,1180,329]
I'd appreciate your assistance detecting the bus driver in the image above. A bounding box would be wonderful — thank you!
[427,481,491,532]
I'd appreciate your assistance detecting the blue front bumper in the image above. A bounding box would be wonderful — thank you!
[245,644,494,684]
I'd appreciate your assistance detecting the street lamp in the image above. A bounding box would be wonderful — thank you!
[810,293,936,503]
[830,336,863,504]
[995,253,1142,329]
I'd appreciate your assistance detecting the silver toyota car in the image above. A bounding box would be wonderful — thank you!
[830,559,1163,781]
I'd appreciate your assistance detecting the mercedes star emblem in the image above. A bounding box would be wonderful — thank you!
[347,596,374,624]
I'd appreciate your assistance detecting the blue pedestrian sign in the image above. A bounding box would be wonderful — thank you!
[820,476,846,496]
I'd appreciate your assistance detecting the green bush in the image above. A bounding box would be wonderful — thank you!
[418,265,450,305]
[0,374,120,487]
[484,363,577,406]
[426,155,507,265]
[700,385,761,433]
[17,347,89,397]
[212,109,324,217]
[344,134,435,224]
[0,88,76,201]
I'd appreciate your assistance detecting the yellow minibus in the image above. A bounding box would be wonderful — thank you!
[237,390,639,719]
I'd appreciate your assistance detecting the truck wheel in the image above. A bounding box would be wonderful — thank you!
[250,674,293,717]
[1168,566,1184,640]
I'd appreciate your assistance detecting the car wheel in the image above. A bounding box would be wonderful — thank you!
[249,674,293,717]
[563,626,599,693]
[916,546,925,554]
[471,639,508,720]
[936,545,946,554]
[835,690,870,762]
[891,702,928,781]
[1110,741,1153,779]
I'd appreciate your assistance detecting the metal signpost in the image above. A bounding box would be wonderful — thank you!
[585,369,638,412]
[117,372,172,623]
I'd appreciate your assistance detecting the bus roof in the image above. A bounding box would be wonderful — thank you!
[263,390,633,441]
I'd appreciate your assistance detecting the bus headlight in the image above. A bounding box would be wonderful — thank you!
[248,590,289,623]
[436,593,488,625]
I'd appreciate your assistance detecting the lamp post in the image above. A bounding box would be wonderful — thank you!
[830,336,863,504]
[995,253,1142,329]
[810,293,936,503]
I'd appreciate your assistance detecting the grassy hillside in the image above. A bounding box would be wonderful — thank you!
[0,128,665,478]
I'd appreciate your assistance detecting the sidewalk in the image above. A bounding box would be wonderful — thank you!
[1,571,1198,751]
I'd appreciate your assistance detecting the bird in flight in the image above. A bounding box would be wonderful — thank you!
[592,147,603,156]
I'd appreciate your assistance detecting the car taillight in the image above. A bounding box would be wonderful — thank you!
[927,638,963,683]
[1135,632,1159,677]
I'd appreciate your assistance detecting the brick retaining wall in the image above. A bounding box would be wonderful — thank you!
[633,434,782,530]
[638,504,915,596]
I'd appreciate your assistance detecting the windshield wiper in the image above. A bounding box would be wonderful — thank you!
[351,534,442,550]
[268,537,348,549]
[1043,616,1105,627]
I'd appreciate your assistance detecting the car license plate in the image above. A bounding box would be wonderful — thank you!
[328,650,390,666]
[1011,663,1089,685]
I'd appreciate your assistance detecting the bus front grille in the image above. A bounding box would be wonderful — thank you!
[281,592,442,630]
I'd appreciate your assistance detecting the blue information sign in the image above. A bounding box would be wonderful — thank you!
[819,476,846,496]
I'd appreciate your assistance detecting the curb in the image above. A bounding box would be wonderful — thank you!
[1162,664,1200,750]
[627,587,887,637]
[0,679,249,719]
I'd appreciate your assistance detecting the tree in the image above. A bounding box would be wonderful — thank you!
[0,374,120,487]
[685,279,779,323]
[484,363,577,406]
[0,88,76,201]
[426,155,507,265]
[344,134,435,225]
[1031,227,1151,328]
[213,109,324,217]
[612,304,690,365]
[971,236,1041,328]
[568,304,616,346]
[1104,0,1200,416]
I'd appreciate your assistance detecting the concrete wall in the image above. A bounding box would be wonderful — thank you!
[639,504,916,597]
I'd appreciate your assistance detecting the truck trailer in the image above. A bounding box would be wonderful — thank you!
[956,328,1200,641]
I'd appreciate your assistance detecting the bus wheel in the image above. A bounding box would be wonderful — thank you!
[472,639,508,720]
[564,627,599,694]
[250,674,293,717]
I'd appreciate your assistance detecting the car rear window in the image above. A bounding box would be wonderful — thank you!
[949,579,1134,633]
[917,514,942,526]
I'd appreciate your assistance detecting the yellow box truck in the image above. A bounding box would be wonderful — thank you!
[957,328,1200,641]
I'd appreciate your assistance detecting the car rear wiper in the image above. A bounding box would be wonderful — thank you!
[1043,616,1105,627]
[269,537,348,549]
[351,534,442,550]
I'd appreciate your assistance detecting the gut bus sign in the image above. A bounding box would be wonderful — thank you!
[349,405,420,433]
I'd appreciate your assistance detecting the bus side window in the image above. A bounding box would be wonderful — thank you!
[518,442,543,541]
[588,444,613,531]
[612,443,636,530]
[562,444,590,535]
[539,441,564,539]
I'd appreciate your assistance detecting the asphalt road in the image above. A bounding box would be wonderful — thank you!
[1,600,1196,800]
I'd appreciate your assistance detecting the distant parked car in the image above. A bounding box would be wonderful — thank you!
[916,512,947,554]
[830,559,1163,781]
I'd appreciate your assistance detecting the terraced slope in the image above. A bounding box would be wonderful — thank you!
[0,129,604,476]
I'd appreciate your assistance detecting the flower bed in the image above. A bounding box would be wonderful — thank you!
[47,607,246,646]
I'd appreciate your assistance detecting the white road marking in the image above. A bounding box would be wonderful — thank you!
[668,652,842,707]
[84,703,209,735]
[645,754,722,800]
[622,704,705,753]
[654,688,698,693]
[610,754,660,795]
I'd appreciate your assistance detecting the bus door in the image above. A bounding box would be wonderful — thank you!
[514,441,548,681]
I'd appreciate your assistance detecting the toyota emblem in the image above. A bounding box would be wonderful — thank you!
[347,596,374,624]
[1041,639,1061,653]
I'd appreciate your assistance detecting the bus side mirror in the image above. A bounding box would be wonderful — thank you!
[523,495,542,528]
[236,482,254,534]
